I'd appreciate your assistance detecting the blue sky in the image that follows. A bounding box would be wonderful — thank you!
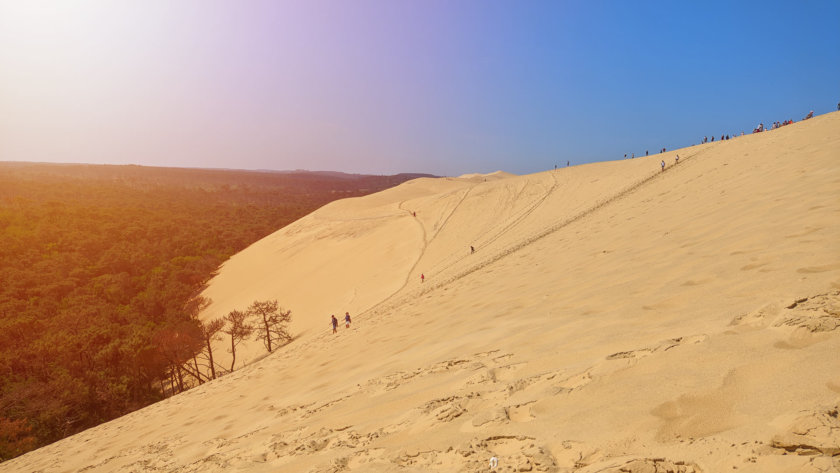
[1,1,838,176]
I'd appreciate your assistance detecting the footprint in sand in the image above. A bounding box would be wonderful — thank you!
[773,291,840,333]
[306,456,349,473]
[605,335,708,365]
[549,369,593,394]
[574,457,702,473]
[605,347,654,361]
[506,401,536,423]
[505,370,561,396]
[392,435,558,472]
[365,356,482,395]
[467,407,508,429]
[418,394,478,425]
[488,362,530,384]
[730,303,779,329]
[471,435,558,472]
[347,448,387,469]
[770,404,840,456]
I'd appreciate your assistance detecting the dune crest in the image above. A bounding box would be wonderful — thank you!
[457,170,517,181]
[4,112,840,473]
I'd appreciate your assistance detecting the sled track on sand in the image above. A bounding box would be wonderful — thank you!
[362,148,711,319]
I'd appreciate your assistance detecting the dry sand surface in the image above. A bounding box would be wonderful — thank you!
[4,112,840,472]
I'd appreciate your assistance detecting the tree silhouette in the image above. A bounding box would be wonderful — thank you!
[222,310,253,372]
[247,300,292,353]
[199,318,226,380]
[184,296,225,380]
[153,321,204,393]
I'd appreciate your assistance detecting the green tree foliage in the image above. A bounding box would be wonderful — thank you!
[247,300,292,353]
[0,418,36,462]
[0,163,431,460]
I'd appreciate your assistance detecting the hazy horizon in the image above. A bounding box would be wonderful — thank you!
[1,1,838,176]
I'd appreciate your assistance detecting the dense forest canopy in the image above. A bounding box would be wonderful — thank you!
[0,162,432,461]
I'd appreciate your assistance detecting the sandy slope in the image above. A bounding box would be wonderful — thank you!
[4,112,839,473]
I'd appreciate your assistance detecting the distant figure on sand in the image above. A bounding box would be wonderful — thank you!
[675,154,679,164]
[566,160,570,167]
[470,245,475,254]
[344,312,351,329]
[421,273,425,283]
[412,211,416,217]
[660,160,665,172]
[331,314,338,334]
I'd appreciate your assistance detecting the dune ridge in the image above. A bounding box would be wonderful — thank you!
[3,112,839,472]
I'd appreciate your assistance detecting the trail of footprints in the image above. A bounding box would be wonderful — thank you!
[273,290,839,472]
[392,435,558,472]
[73,292,837,472]
[68,346,709,472]
[258,345,712,473]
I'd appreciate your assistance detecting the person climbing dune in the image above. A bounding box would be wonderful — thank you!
[344,312,351,329]
[331,314,338,334]
[421,273,425,283]
[661,160,665,172]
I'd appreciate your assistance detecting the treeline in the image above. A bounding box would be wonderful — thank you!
[0,163,431,461]
[165,298,291,394]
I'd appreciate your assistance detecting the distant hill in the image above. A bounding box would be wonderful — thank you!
[267,169,437,181]
[0,162,436,191]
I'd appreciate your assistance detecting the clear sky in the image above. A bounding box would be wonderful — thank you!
[1,1,838,176]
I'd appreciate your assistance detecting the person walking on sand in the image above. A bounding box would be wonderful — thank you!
[421,273,425,283]
[470,245,475,254]
[660,160,665,172]
[331,314,338,334]
[344,312,351,329]
[675,154,679,164]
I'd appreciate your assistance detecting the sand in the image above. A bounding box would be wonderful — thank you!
[4,112,839,472]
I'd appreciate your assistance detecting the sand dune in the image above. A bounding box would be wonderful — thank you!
[4,112,839,472]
